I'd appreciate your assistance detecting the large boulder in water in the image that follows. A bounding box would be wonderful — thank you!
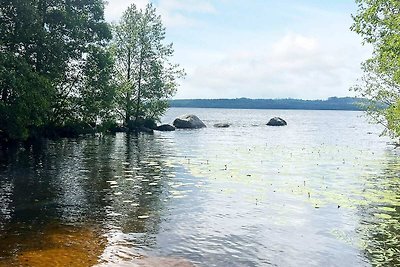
[155,124,176,131]
[173,114,206,129]
[214,123,230,128]
[267,117,287,126]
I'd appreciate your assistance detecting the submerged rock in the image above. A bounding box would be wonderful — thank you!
[266,117,287,126]
[213,123,230,128]
[156,124,176,131]
[133,126,154,134]
[173,115,206,129]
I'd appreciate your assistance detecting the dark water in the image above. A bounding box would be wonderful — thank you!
[0,108,399,266]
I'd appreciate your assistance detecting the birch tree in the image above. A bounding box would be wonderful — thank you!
[113,3,185,127]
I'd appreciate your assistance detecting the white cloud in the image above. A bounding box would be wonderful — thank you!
[272,34,318,57]
[104,1,372,100]
[175,32,370,99]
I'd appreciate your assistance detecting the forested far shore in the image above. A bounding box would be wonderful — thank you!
[169,97,367,111]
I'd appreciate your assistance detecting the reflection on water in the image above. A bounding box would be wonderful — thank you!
[358,155,400,266]
[0,134,183,266]
[0,108,399,266]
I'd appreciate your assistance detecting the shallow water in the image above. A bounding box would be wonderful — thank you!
[0,108,399,266]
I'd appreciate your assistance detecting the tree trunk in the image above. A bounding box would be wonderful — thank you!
[36,0,47,73]
[134,45,144,124]
[125,48,131,126]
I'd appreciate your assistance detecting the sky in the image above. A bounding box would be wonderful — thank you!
[104,0,371,100]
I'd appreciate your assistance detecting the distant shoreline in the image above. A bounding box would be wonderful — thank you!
[169,97,365,111]
[168,106,363,111]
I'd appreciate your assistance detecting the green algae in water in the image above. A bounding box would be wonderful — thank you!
[174,141,400,266]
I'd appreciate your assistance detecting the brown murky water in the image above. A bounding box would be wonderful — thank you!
[0,109,399,266]
[0,224,105,267]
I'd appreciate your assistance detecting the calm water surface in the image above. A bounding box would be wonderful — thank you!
[0,108,399,266]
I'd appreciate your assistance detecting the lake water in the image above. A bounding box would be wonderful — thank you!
[0,108,399,266]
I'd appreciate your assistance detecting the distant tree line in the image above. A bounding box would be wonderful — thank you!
[169,97,366,111]
[0,1,183,142]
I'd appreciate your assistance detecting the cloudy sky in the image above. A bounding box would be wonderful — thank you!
[104,0,371,100]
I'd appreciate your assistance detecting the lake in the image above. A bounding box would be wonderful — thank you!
[0,108,399,266]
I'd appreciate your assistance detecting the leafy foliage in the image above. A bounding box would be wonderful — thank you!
[0,0,112,140]
[112,3,185,126]
[351,0,400,139]
[0,51,53,140]
[79,46,116,127]
[0,1,182,141]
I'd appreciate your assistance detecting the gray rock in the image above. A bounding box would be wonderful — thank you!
[156,124,176,131]
[214,123,230,128]
[267,117,287,126]
[135,126,154,134]
[173,114,206,129]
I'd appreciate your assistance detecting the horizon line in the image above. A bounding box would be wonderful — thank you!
[170,96,361,101]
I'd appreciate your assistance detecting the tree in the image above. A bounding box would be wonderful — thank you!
[112,3,185,127]
[0,51,53,140]
[351,0,400,140]
[0,0,112,140]
[79,46,116,128]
